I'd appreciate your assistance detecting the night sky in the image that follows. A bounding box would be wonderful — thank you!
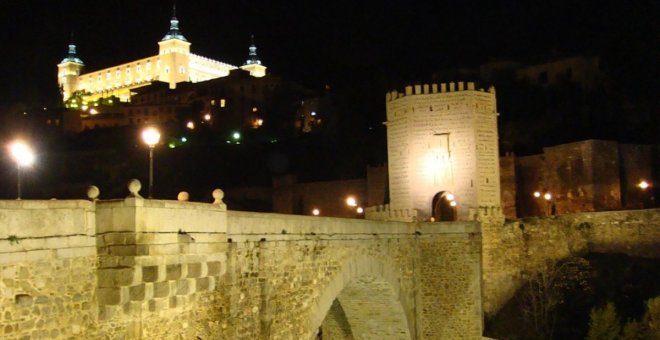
[0,0,656,108]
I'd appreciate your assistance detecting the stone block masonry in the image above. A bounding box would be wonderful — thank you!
[0,197,484,339]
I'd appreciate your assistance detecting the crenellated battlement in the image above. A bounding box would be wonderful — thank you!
[385,81,496,102]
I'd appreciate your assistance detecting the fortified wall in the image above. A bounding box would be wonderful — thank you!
[0,184,483,339]
[481,208,660,316]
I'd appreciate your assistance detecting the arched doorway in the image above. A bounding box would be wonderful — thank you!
[432,191,457,221]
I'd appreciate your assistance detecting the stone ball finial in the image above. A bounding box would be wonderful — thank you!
[212,189,224,204]
[86,185,100,201]
[177,191,190,201]
[127,179,142,197]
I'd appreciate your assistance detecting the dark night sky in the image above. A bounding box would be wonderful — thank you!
[0,0,657,108]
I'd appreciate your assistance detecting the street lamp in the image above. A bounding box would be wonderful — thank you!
[141,127,161,198]
[9,140,35,200]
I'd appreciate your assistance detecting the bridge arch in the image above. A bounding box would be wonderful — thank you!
[309,256,413,339]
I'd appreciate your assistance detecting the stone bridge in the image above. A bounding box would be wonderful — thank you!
[0,191,483,339]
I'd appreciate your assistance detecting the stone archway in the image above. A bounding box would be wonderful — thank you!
[309,257,412,340]
[432,191,456,221]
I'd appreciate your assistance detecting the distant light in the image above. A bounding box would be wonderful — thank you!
[543,193,552,201]
[256,118,263,126]
[311,111,317,116]
[204,113,211,121]
[168,143,176,149]
[252,107,258,112]
[43,107,47,111]
[533,191,541,198]
[9,141,35,167]
[312,208,320,216]
[186,121,195,130]
[638,180,650,190]
[220,99,226,107]
[450,201,457,207]
[232,132,241,140]
[81,105,88,111]
[89,108,98,115]
[345,196,357,207]
[23,112,27,115]
[356,207,364,214]
[142,127,161,147]
[181,137,187,142]
[445,193,455,201]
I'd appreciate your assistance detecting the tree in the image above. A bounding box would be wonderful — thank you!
[587,303,620,340]
[518,256,592,339]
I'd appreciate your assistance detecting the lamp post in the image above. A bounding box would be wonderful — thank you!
[141,127,161,198]
[9,141,35,200]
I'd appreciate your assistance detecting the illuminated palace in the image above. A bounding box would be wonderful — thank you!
[57,8,266,104]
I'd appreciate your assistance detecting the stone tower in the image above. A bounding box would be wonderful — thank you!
[57,40,84,101]
[370,81,501,222]
[157,5,191,89]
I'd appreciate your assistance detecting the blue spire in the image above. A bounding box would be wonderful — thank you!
[61,33,83,64]
[244,35,261,65]
[161,4,188,42]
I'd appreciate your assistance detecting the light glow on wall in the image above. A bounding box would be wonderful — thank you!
[312,208,320,216]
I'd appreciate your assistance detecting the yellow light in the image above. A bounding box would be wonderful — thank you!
[449,201,457,207]
[186,121,195,130]
[356,207,364,214]
[252,107,258,112]
[533,191,541,198]
[345,196,357,207]
[543,193,552,201]
[81,105,88,111]
[141,127,161,147]
[220,99,226,108]
[204,113,211,121]
[312,208,320,216]
[445,193,455,201]
[256,118,263,126]
[638,180,650,190]
[9,141,35,167]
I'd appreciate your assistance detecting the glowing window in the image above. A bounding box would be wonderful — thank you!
[220,99,226,107]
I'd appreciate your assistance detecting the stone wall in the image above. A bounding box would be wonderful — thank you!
[0,197,483,339]
[0,200,97,339]
[481,208,660,316]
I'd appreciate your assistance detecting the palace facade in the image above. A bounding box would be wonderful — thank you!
[57,8,266,104]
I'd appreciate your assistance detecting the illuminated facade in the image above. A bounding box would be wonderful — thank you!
[57,9,266,103]
[368,81,501,222]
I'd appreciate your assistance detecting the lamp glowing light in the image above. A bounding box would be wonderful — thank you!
[356,207,364,214]
[543,193,552,201]
[449,201,457,207]
[204,113,211,121]
[9,140,35,200]
[232,132,241,140]
[533,191,541,198]
[141,127,161,198]
[638,180,650,190]
[345,196,357,207]
[312,208,320,216]
[186,121,195,130]
[445,192,455,201]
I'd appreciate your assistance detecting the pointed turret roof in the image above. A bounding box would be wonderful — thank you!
[61,34,84,64]
[244,35,262,65]
[161,4,188,42]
